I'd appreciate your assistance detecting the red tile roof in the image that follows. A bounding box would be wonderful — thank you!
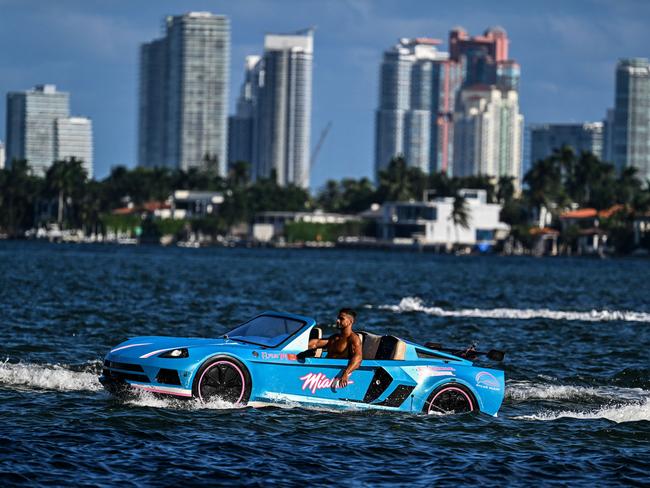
[111,207,136,215]
[143,201,170,211]
[560,205,624,220]
[529,227,559,236]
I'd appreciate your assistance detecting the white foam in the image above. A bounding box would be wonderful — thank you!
[516,398,650,423]
[377,297,650,323]
[125,390,246,410]
[506,381,647,402]
[0,360,102,392]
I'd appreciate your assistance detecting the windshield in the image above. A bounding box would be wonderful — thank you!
[225,315,306,347]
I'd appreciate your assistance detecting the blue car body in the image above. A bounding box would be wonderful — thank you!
[100,311,505,416]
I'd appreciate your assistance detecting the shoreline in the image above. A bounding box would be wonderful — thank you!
[1,237,648,259]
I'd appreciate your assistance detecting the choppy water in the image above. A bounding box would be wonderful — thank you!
[1,242,649,486]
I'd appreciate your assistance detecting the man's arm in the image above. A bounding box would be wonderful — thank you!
[338,333,362,387]
[308,337,329,349]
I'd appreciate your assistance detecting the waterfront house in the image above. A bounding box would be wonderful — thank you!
[377,189,509,250]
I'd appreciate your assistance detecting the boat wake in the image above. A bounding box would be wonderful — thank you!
[507,380,650,424]
[506,380,647,403]
[0,359,102,392]
[376,297,650,323]
[515,398,650,423]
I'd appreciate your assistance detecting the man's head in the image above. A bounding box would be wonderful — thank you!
[336,308,356,329]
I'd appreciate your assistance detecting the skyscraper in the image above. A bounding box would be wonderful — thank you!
[230,30,313,188]
[529,122,603,165]
[375,38,460,175]
[453,86,523,185]
[227,55,261,167]
[5,84,70,175]
[449,26,520,91]
[374,27,522,181]
[55,117,93,178]
[256,31,313,188]
[450,27,523,184]
[0,140,5,169]
[602,108,615,163]
[139,12,230,175]
[611,58,650,180]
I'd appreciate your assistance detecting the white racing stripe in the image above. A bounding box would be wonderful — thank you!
[129,382,192,397]
[110,343,152,353]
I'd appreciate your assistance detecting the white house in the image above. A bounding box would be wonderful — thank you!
[378,189,509,247]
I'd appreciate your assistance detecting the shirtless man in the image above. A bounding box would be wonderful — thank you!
[308,308,362,387]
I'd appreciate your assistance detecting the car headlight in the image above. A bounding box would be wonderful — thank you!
[158,348,189,358]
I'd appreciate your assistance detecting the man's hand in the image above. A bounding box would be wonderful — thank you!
[338,371,350,388]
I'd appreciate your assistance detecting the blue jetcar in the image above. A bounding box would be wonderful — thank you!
[100,311,505,415]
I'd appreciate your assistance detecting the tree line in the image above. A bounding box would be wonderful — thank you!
[1,149,649,252]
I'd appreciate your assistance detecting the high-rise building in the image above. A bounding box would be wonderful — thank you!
[375,38,460,175]
[522,125,532,177]
[450,27,522,183]
[449,26,518,91]
[374,27,522,181]
[255,31,313,188]
[230,30,313,188]
[55,117,93,178]
[139,12,230,175]
[602,108,615,162]
[453,86,523,186]
[611,58,650,180]
[5,84,70,175]
[227,55,262,168]
[529,122,603,165]
[0,140,5,169]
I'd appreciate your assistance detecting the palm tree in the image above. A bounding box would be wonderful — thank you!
[340,177,375,213]
[46,158,87,226]
[377,156,416,202]
[497,176,516,204]
[316,180,342,212]
[227,161,250,189]
[524,152,567,221]
[0,159,42,236]
[450,194,470,245]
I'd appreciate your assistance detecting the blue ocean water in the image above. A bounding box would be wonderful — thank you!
[0,242,649,486]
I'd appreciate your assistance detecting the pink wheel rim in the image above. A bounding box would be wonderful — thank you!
[428,386,474,414]
[198,360,246,404]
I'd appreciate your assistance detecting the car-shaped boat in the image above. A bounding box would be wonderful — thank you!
[100,311,505,415]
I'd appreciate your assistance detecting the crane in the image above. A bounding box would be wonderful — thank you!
[310,121,332,168]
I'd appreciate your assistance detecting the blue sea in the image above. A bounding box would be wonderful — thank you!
[1,242,649,486]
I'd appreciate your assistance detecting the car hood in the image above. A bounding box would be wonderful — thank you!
[107,336,247,361]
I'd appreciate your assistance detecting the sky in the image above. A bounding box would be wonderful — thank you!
[1,0,649,191]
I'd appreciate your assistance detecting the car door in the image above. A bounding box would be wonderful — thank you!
[291,356,379,404]
[255,354,379,406]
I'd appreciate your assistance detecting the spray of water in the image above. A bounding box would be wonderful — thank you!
[0,360,102,392]
[376,297,650,323]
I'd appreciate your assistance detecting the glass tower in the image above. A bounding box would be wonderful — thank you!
[139,12,230,175]
[55,117,94,178]
[5,84,70,176]
[529,122,603,165]
[612,58,650,180]
[375,38,457,176]
[230,30,313,188]
[228,55,262,168]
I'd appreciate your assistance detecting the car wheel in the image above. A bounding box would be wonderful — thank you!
[424,384,476,415]
[192,356,251,404]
